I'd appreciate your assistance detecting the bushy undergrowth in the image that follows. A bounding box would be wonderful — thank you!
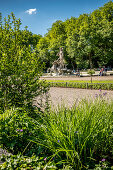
[1,96,113,169]
[0,154,57,169]
[0,108,40,155]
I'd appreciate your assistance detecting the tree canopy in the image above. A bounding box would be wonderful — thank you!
[36,1,113,69]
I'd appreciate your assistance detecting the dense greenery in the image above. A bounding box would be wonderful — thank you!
[36,1,113,70]
[1,1,113,71]
[0,96,113,169]
[0,154,57,169]
[0,13,48,113]
[0,2,113,169]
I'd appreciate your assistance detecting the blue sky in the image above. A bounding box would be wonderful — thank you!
[0,0,111,36]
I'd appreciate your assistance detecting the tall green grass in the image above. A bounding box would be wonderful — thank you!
[35,97,113,169]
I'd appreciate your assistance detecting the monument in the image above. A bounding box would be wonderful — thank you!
[48,47,72,75]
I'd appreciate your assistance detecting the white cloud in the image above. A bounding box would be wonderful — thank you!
[25,8,37,15]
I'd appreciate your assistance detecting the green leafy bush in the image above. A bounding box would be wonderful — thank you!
[0,13,49,113]
[87,69,95,76]
[0,154,57,169]
[0,108,44,155]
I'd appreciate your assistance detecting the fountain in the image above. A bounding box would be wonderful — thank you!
[47,47,72,75]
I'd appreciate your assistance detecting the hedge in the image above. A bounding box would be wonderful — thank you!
[48,82,113,90]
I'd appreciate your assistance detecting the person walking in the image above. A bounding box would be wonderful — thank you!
[101,68,104,76]
[99,69,102,76]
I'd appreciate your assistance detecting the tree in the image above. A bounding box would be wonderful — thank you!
[90,1,113,67]
[0,13,48,113]
[42,1,113,69]
[65,17,79,69]
[87,69,95,83]
[46,20,67,66]
[36,37,50,68]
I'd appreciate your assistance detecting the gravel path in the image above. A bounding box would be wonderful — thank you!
[41,75,113,81]
[48,87,113,108]
[34,87,113,109]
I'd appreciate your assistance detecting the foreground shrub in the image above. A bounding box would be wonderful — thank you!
[0,154,57,169]
[0,13,49,113]
[34,98,113,169]
[0,107,44,156]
